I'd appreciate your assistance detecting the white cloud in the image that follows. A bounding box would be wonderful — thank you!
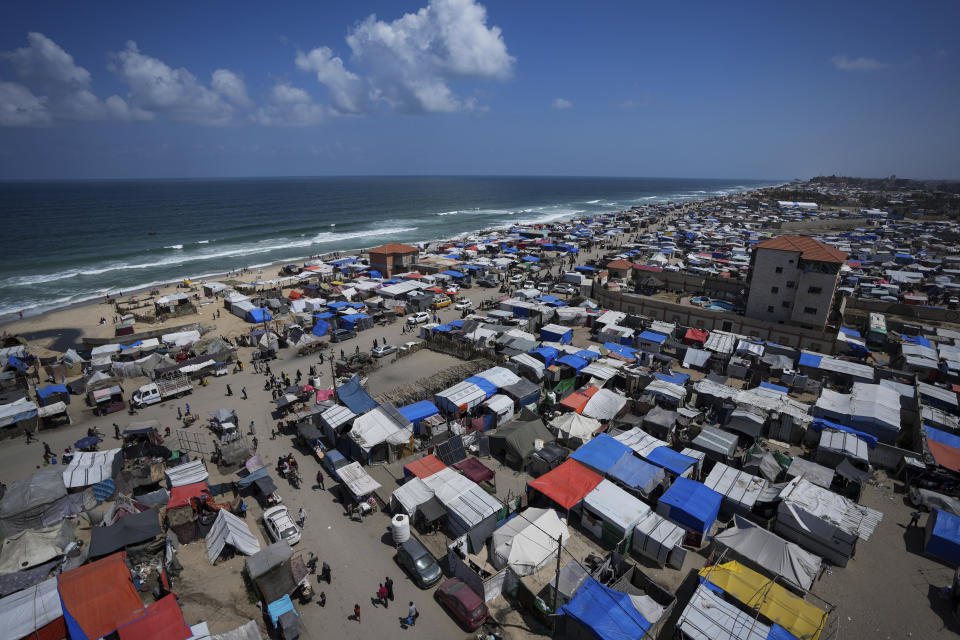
[831,54,888,71]
[254,82,328,126]
[0,81,49,126]
[551,97,572,110]
[109,41,235,125]
[330,0,514,113]
[212,69,253,107]
[295,47,365,114]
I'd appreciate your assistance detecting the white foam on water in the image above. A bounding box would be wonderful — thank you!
[165,244,184,249]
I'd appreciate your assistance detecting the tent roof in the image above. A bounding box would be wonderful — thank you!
[607,453,665,496]
[0,520,74,574]
[58,552,145,640]
[560,386,598,414]
[339,461,382,497]
[62,448,121,489]
[0,575,61,639]
[398,400,440,423]
[658,477,722,534]
[528,459,602,510]
[337,375,379,414]
[88,508,161,558]
[492,507,569,575]
[582,389,627,421]
[0,468,66,520]
[551,412,601,440]
[404,454,447,479]
[391,477,435,516]
[570,433,632,473]
[678,584,770,640]
[166,459,209,488]
[584,479,651,532]
[206,509,261,563]
[453,457,495,484]
[558,576,651,640]
[116,595,191,640]
[645,446,697,476]
[715,515,822,592]
[168,481,211,508]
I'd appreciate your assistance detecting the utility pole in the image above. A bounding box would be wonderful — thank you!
[329,348,338,401]
[551,533,563,630]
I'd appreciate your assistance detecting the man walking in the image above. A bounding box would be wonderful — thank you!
[385,576,394,602]
[114,423,121,440]
[316,469,325,491]
[177,406,183,420]
[249,421,256,436]
[298,507,306,527]
[908,511,922,529]
[242,386,248,400]
[406,601,418,626]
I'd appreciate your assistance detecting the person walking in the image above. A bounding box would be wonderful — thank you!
[249,421,256,436]
[316,469,325,491]
[298,507,306,527]
[385,576,394,602]
[226,384,232,396]
[373,338,378,349]
[114,423,121,440]
[377,583,388,608]
[185,403,191,416]
[43,442,52,457]
[908,511,922,529]
[319,352,325,364]
[405,601,418,626]
[177,406,183,420]
[252,437,258,451]
[353,603,361,624]
[242,386,248,400]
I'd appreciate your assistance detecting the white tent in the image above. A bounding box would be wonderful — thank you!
[614,427,669,458]
[62,448,121,488]
[339,462,382,497]
[422,467,502,535]
[390,477,435,516]
[631,510,686,568]
[491,507,569,575]
[206,509,261,564]
[166,459,209,488]
[482,394,515,426]
[435,381,486,413]
[349,407,413,452]
[582,479,650,541]
[715,516,822,592]
[550,412,601,442]
[475,366,521,389]
[0,520,74,574]
[704,462,768,516]
[162,330,201,347]
[582,389,627,420]
[0,576,62,639]
[677,584,770,640]
[509,354,545,380]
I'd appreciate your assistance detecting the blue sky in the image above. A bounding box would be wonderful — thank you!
[0,0,956,179]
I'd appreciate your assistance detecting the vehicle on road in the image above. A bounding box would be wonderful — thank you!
[131,373,192,407]
[435,578,488,630]
[552,283,575,294]
[372,344,398,358]
[330,329,357,342]
[407,312,430,325]
[476,278,497,288]
[431,295,452,309]
[454,299,473,310]
[509,274,523,285]
[263,505,301,545]
[395,538,442,588]
[399,341,421,354]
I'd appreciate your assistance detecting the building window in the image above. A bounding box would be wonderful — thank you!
[782,301,790,308]
[804,307,817,314]
[808,286,822,294]
[767,306,774,313]
[771,286,779,293]
[788,259,794,264]
[775,267,783,274]
[786,281,795,288]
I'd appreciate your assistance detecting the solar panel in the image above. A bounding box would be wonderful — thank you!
[478,435,491,458]
[437,435,467,466]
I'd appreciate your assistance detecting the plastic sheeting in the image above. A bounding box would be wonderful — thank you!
[657,477,722,534]
[0,520,74,575]
[550,412,601,442]
[391,477,435,516]
[116,594,191,640]
[570,433,632,473]
[166,460,210,488]
[491,507,569,575]
[338,462,382,497]
[582,389,627,420]
[925,509,960,566]
[716,516,822,592]
[583,479,650,534]
[349,406,413,452]
[608,453,665,498]
[558,577,651,640]
[632,510,685,567]
[206,509,261,563]
[422,467,502,533]
[58,552,146,640]
[528,459,602,510]
[62,449,122,489]
[705,463,768,513]
[337,375,379,415]
[435,381,486,413]
[677,584,771,640]
[0,576,62,640]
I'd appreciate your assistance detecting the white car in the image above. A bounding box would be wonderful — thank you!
[263,505,301,546]
[454,299,473,310]
[372,344,398,358]
[446,284,460,294]
[399,341,421,353]
[407,312,430,325]
[509,274,523,285]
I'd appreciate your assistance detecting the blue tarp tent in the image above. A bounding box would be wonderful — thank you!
[556,354,588,372]
[367,270,382,278]
[558,577,650,640]
[312,319,330,337]
[327,301,348,309]
[237,467,269,489]
[522,256,540,262]
[838,327,862,339]
[811,418,878,448]
[570,434,632,474]
[797,352,822,368]
[607,453,664,497]
[537,295,560,304]
[903,334,933,348]
[247,308,272,323]
[925,509,960,566]
[654,372,690,385]
[540,325,573,343]
[575,350,600,361]
[338,375,379,414]
[441,270,465,279]
[759,381,789,394]
[339,313,370,329]
[37,383,69,405]
[313,312,335,320]
[6,356,28,371]
[657,477,722,534]
[267,594,297,627]
[637,331,667,345]
[531,347,559,367]
[645,446,696,476]
[398,400,440,423]
[603,342,637,359]
[432,324,453,333]
[465,376,498,399]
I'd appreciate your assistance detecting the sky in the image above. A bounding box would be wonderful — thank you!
[0,0,957,180]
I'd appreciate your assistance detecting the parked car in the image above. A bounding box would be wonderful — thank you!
[263,505,301,546]
[395,538,442,588]
[509,274,523,285]
[435,578,488,630]
[454,299,473,310]
[330,328,357,342]
[477,278,497,288]
[399,341,421,353]
[431,295,452,309]
[553,283,575,294]
[372,344,398,358]
[407,312,430,325]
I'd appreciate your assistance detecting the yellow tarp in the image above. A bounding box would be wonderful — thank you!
[698,561,827,640]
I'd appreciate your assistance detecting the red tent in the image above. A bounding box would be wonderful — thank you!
[528,459,602,510]
[117,595,191,640]
[559,386,598,414]
[168,481,211,508]
[58,553,145,640]
[684,329,709,344]
[453,457,495,485]
[404,454,447,479]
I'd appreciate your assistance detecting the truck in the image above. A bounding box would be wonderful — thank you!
[131,373,193,407]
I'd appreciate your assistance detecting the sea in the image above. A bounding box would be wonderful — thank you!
[0,176,780,318]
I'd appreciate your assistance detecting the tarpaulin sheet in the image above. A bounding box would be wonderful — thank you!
[558,576,651,640]
[398,400,440,423]
[465,376,498,399]
[570,433,632,473]
[531,346,559,367]
[168,481,211,508]
[117,595,191,640]
[645,446,696,476]
[602,342,637,359]
[337,375,379,414]
[89,508,161,558]
[714,515,822,592]
[684,329,709,343]
[452,457,494,484]
[404,454,447,480]
[608,453,665,497]
[0,575,63,639]
[58,552,145,640]
[658,477,722,534]
[528,459,602,510]
[560,386,598,414]
[811,418,878,448]
[556,354,588,372]
[925,425,960,473]
[798,352,823,368]
[926,509,960,566]
[699,561,828,640]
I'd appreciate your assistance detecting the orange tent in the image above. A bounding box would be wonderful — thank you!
[288,291,303,300]
[117,595,191,640]
[528,459,602,510]
[58,553,145,640]
[559,386,598,414]
[168,481,211,508]
[404,454,447,479]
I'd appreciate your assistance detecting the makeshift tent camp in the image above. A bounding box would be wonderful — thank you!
[581,479,650,549]
[487,416,554,470]
[656,477,722,536]
[0,520,74,575]
[570,433,632,474]
[245,542,294,603]
[631,510,686,569]
[491,507,569,575]
[699,561,829,640]
[924,509,960,567]
[116,594,191,640]
[714,516,822,592]
[550,412,601,444]
[528,459,602,510]
[88,508,162,558]
[582,389,627,421]
[58,552,146,640]
[607,453,665,499]
[206,509,261,564]
[677,584,771,640]
[557,577,652,640]
[62,449,122,489]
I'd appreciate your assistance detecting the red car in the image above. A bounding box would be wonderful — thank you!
[435,578,488,631]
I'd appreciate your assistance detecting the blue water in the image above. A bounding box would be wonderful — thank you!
[0,176,779,317]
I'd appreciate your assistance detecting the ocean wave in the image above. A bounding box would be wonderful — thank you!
[436,210,459,216]
[585,199,601,204]
[165,244,184,250]
[197,240,210,244]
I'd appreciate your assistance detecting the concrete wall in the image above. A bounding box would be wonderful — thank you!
[593,288,837,354]
[844,296,960,325]
[660,270,746,298]
[789,269,840,328]
[746,249,799,323]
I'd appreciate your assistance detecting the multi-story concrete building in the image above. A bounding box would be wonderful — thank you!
[367,243,420,277]
[745,236,847,329]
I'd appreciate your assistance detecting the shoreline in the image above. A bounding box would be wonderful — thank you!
[0,185,773,337]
